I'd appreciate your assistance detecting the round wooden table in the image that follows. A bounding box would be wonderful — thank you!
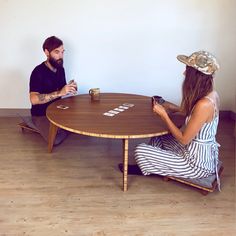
[46,93,184,191]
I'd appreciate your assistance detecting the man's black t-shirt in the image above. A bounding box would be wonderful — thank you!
[30,62,66,116]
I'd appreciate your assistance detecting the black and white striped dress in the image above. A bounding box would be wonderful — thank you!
[134,97,220,179]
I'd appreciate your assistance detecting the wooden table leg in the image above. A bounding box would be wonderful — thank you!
[48,122,58,153]
[123,138,129,192]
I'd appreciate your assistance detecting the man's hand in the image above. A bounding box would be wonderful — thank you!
[60,83,77,96]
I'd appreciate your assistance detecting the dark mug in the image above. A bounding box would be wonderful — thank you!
[89,88,100,101]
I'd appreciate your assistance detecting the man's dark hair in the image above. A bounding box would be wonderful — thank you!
[42,36,63,52]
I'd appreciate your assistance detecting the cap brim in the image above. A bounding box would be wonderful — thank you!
[177,55,190,66]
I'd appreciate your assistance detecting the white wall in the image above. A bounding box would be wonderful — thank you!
[0,0,235,111]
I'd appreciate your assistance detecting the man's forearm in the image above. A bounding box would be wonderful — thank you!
[31,91,61,105]
[38,91,61,103]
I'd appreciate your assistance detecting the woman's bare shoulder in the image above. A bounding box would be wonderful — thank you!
[195,97,213,110]
[193,95,216,122]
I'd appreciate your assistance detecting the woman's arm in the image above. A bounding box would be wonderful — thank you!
[162,101,182,114]
[153,98,214,145]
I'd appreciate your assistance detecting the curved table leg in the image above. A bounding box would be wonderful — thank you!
[123,138,129,191]
[48,122,58,153]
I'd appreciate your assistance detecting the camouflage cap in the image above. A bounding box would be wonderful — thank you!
[177,50,219,75]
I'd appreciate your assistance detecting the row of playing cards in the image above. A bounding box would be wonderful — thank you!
[103,103,134,117]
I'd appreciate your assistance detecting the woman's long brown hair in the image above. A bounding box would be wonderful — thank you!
[181,66,213,116]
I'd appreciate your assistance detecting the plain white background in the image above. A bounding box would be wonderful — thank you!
[0,0,235,111]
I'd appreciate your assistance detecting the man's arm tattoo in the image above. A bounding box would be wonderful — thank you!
[37,92,58,103]
[38,94,47,102]
[48,94,54,101]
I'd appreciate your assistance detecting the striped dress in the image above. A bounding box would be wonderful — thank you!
[134,97,220,180]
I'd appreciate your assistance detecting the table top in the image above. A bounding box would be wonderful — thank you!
[46,93,184,139]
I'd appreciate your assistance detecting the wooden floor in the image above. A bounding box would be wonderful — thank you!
[0,116,235,236]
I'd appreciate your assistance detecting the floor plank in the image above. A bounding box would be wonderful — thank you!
[0,117,235,236]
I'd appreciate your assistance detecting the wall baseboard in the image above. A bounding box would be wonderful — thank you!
[0,108,235,120]
[219,110,236,121]
[230,111,236,120]
[0,109,31,117]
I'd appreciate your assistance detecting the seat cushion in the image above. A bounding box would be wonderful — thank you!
[20,116,39,131]
[176,161,222,188]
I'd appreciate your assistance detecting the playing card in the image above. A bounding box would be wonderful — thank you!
[108,110,120,114]
[123,103,134,107]
[114,108,124,112]
[57,105,69,110]
[103,112,115,117]
[119,106,129,110]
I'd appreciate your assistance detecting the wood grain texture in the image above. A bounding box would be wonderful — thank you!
[46,93,183,139]
[0,116,235,235]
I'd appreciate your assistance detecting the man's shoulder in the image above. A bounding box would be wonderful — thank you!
[30,62,48,80]
[32,62,46,73]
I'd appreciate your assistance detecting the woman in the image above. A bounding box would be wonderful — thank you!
[120,51,221,186]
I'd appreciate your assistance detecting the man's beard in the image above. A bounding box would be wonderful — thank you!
[48,56,63,69]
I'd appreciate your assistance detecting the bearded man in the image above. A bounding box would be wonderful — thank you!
[29,36,77,145]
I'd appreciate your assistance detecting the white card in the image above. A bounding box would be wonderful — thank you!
[103,112,115,117]
[57,105,69,110]
[123,103,134,107]
[114,108,124,112]
[119,105,129,110]
[108,110,120,114]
